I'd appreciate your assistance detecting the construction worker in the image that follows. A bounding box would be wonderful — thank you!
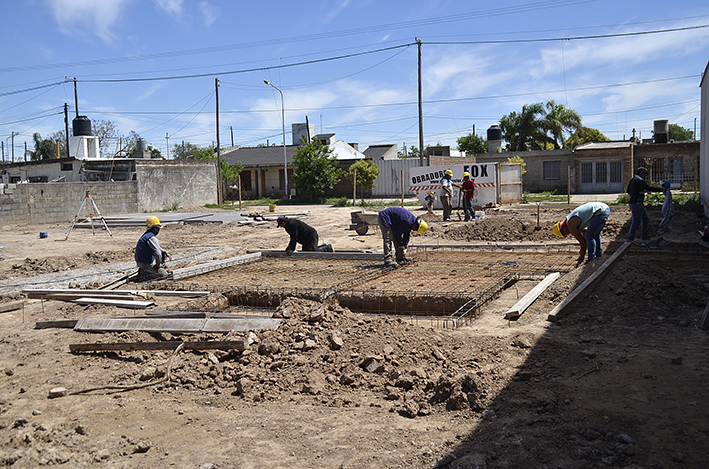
[627,166,665,246]
[456,172,476,222]
[440,169,454,221]
[553,202,610,265]
[135,216,171,279]
[277,215,333,255]
[377,206,428,267]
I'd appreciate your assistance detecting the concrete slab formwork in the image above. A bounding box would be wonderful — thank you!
[172,249,578,321]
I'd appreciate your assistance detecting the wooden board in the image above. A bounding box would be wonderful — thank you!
[22,288,209,298]
[69,340,247,353]
[74,298,155,309]
[504,272,560,320]
[547,242,630,322]
[0,300,24,313]
[74,317,281,333]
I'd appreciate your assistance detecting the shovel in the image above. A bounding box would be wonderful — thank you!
[512,218,530,231]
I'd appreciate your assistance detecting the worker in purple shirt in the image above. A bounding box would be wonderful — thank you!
[377,207,428,267]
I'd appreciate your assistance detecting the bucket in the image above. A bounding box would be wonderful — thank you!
[269,204,277,213]
[39,231,48,238]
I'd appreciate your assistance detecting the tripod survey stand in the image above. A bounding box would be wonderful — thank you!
[65,191,113,240]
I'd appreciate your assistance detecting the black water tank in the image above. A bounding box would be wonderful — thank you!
[487,124,502,141]
[72,116,92,137]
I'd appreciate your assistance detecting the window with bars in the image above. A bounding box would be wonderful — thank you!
[543,161,561,180]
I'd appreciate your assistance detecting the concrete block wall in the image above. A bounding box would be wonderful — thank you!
[135,160,217,211]
[0,182,138,227]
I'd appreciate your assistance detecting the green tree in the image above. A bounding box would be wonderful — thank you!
[565,126,610,149]
[30,132,57,161]
[457,133,487,154]
[499,103,550,151]
[292,135,342,199]
[344,160,380,199]
[172,142,201,159]
[543,100,582,149]
[668,123,694,141]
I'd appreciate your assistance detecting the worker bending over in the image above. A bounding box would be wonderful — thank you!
[553,202,610,265]
[378,206,428,267]
[135,216,172,279]
[277,215,333,255]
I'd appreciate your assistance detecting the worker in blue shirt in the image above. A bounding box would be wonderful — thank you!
[377,207,428,267]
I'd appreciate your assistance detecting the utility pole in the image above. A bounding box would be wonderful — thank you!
[417,38,425,166]
[215,78,223,205]
[73,78,79,117]
[1,141,4,162]
[64,103,70,157]
[11,132,18,163]
[230,126,234,147]
[165,133,170,160]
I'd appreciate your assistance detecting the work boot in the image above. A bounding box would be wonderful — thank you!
[384,260,398,268]
[397,256,414,263]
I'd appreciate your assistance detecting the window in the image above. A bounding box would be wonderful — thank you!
[610,161,623,183]
[595,162,607,183]
[580,162,593,184]
[61,163,73,171]
[543,161,561,180]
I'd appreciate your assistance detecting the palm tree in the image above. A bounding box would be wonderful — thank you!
[500,103,549,151]
[543,100,582,149]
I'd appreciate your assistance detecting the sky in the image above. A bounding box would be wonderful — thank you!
[1,0,708,160]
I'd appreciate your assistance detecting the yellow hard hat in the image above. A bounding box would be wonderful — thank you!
[444,169,453,176]
[463,172,470,177]
[552,221,566,237]
[416,219,428,234]
[146,216,162,228]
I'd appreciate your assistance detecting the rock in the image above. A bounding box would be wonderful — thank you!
[329,331,344,350]
[75,425,87,435]
[361,357,385,373]
[4,368,13,376]
[303,338,319,351]
[139,369,155,381]
[618,433,633,444]
[48,387,67,398]
[32,410,41,416]
[309,305,325,322]
[236,378,252,396]
[449,452,486,469]
[207,353,220,365]
[199,464,216,469]
[581,350,596,359]
[302,371,326,395]
[247,331,258,345]
[435,452,457,468]
[432,348,447,361]
[133,441,151,453]
[258,340,280,356]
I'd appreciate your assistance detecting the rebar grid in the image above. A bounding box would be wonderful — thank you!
[173,250,573,318]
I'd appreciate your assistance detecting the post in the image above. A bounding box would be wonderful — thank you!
[401,169,405,207]
[11,132,16,163]
[417,38,425,166]
[64,103,70,157]
[352,168,357,207]
[73,78,79,117]
[238,174,242,210]
[56,140,60,159]
[215,78,223,205]
[567,166,571,204]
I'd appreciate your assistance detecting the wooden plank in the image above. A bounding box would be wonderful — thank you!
[26,293,140,301]
[69,340,247,353]
[74,298,155,309]
[0,300,24,313]
[74,317,281,333]
[504,272,560,320]
[698,299,709,330]
[22,288,209,298]
[547,242,630,322]
[145,310,272,319]
[35,319,79,329]
[260,251,381,260]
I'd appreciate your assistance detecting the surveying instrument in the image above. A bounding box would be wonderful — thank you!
[65,190,113,240]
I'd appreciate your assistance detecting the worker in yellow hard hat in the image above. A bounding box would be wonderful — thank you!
[454,171,476,222]
[135,216,172,279]
[440,169,454,221]
[553,202,611,265]
[377,207,428,268]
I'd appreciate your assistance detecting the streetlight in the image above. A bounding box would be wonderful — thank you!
[264,80,288,199]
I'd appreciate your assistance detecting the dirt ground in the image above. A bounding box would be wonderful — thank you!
[1,200,709,468]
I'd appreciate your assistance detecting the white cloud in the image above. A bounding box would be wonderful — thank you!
[153,0,184,17]
[47,0,131,44]
[198,1,220,27]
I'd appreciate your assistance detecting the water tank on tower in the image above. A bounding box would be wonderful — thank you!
[653,120,669,144]
[137,138,148,150]
[487,124,503,152]
[72,116,92,137]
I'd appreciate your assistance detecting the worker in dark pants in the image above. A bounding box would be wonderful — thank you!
[377,206,428,267]
[277,215,333,255]
[135,216,171,279]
